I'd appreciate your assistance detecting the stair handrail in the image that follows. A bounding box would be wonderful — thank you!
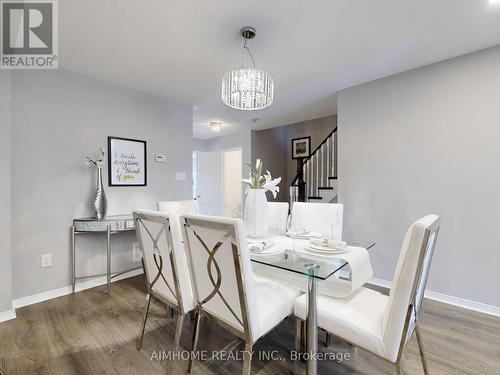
[289,127,337,203]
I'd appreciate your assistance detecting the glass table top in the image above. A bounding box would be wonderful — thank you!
[250,237,375,280]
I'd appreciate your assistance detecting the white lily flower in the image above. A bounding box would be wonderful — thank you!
[242,160,281,197]
[263,170,281,199]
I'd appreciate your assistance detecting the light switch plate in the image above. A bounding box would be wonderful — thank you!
[155,154,167,162]
[176,172,186,181]
[41,254,52,268]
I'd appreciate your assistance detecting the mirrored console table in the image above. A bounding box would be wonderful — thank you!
[71,215,140,294]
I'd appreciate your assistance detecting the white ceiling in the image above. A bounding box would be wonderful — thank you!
[59,0,500,139]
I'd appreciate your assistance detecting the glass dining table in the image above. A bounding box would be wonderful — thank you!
[249,237,375,375]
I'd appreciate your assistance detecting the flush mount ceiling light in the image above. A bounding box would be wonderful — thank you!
[222,26,274,111]
[210,121,222,132]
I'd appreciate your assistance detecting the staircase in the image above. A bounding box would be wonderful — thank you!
[290,128,338,204]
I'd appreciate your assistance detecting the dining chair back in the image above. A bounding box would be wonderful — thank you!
[133,209,195,360]
[293,214,440,375]
[181,214,257,342]
[181,214,301,374]
[157,200,199,249]
[383,214,441,364]
[267,202,289,234]
[291,202,343,239]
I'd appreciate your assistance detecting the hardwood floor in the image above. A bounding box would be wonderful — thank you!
[0,276,499,375]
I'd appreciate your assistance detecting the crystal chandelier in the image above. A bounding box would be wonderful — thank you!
[222,26,274,111]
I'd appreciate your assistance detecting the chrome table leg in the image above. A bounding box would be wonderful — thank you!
[306,264,319,375]
[71,225,76,293]
[107,225,111,293]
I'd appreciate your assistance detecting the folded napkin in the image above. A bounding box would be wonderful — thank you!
[248,239,275,253]
[310,238,347,250]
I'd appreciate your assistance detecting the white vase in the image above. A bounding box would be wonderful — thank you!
[244,189,269,238]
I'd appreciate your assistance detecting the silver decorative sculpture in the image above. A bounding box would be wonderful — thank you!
[86,148,107,220]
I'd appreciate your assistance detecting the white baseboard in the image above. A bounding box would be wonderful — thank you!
[369,277,500,318]
[0,308,16,323]
[12,268,144,309]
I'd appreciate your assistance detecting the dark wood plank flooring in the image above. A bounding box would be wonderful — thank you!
[0,276,499,374]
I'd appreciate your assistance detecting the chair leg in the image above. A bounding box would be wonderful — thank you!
[242,342,253,375]
[169,313,185,374]
[136,293,151,350]
[415,325,430,375]
[187,310,201,373]
[167,306,175,319]
[173,313,185,351]
[294,317,302,355]
[396,361,402,375]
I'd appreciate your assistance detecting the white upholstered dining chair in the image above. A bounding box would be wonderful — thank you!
[181,214,301,375]
[294,214,440,374]
[291,202,343,240]
[133,210,196,357]
[267,201,289,235]
[157,200,199,247]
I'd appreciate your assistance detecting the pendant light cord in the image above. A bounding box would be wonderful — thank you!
[243,38,256,68]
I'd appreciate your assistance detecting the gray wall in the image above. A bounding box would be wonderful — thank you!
[338,46,500,307]
[10,69,193,299]
[197,130,253,174]
[252,115,337,202]
[0,72,12,312]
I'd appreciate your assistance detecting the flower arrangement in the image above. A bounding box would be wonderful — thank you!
[242,159,281,199]
[85,148,105,168]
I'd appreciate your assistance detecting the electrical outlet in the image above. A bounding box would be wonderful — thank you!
[41,254,52,268]
[132,243,142,262]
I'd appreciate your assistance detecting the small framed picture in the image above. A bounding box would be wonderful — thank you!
[291,136,311,159]
[108,136,147,186]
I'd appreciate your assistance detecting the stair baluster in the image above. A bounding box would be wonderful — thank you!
[290,128,337,204]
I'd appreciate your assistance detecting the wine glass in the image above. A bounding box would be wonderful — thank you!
[286,214,296,251]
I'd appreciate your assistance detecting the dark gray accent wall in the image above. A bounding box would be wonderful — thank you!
[252,115,337,202]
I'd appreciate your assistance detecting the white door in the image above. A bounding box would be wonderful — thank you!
[195,151,223,216]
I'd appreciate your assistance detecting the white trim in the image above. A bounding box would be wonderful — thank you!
[369,277,500,318]
[12,268,143,309]
[0,308,16,323]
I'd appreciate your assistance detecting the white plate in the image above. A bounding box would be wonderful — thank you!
[308,244,347,252]
[250,249,284,256]
[303,246,349,255]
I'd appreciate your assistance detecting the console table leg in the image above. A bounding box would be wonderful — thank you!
[107,225,111,293]
[71,226,76,293]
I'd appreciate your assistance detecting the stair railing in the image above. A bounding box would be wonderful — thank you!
[289,128,337,205]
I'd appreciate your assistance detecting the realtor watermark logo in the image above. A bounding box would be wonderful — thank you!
[1,0,58,69]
